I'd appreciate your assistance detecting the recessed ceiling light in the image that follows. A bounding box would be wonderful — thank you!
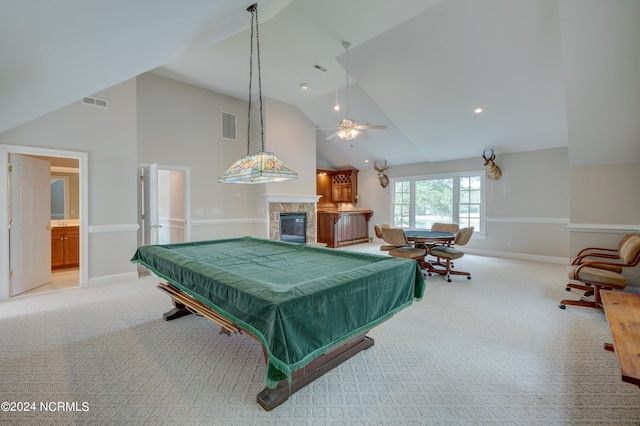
[334,104,340,111]
[474,107,483,114]
[299,83,309,90]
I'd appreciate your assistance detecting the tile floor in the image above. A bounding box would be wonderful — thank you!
[20,268,79,296]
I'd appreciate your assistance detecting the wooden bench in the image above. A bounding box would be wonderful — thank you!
[601,290,640,388]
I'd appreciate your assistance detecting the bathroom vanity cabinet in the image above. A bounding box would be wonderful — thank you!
[51,226,79,269]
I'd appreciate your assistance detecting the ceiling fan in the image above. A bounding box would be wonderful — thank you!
[325,41,387,142]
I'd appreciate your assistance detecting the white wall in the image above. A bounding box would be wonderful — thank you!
[263,97,316,196]
[356,147,571,261]
[558,0,640,288]
[559,0,640,168]
[136,73,256,240]
[0,79,139,282]
[137,73,317,241]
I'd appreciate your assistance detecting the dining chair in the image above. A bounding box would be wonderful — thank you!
[428,222,460,268]
[427,226,474,282]
[570,232,639,273]
[560,234,640,310]
[380,227,427,268]
[564,233,639,299]
[431,223,460,234]
[374,223,395,251]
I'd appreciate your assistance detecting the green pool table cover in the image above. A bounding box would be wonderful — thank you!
[131,237,425,388]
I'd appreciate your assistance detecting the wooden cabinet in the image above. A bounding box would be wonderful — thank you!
[51,226,79,269]
[330,170,358,203]
[317,210,373,248]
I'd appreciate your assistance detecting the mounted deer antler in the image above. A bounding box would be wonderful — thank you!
[374,160,389,188]
[482,148,502,180]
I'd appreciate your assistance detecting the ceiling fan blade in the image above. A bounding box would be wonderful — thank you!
[325,131,339,140]
[355,124,387,130]
[314,127,339,131]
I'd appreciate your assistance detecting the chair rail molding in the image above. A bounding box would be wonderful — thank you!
[89,224,140,233]
[567,223,640,233]
[486,216,569,224]
[191,218,267,226]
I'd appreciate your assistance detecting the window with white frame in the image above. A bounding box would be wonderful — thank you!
[391,171,485,233]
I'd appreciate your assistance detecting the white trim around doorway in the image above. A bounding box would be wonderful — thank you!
[0,144,88,302]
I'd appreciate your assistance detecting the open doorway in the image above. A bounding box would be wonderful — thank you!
[0,144,88,301]
[139,163,190,248]
[28,155,80,295]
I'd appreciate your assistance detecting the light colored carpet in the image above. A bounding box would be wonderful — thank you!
[1,244,639,425]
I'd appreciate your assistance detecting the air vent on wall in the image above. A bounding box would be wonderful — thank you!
[221,111,237,141]
[81,96,109,109]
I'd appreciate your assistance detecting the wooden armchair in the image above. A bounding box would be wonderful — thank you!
[560,234,640,310]
[380,227,427,268]
[428,227,474,282]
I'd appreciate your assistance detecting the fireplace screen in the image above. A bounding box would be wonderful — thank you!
[279,212,307,243]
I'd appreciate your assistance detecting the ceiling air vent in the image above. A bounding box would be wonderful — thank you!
[81,96,109,109]
[313,64,328,72]
[221,111,237,141]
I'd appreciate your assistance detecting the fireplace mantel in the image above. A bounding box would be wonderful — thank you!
[264,194,322,204]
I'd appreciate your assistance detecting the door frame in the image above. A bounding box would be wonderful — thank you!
[0,144,88,301]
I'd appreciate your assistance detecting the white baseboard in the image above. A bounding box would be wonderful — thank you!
[464,247,569,265]
[88,271,139,287]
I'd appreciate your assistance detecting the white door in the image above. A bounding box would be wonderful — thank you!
[142,163,159,245]
[9,153,52,296]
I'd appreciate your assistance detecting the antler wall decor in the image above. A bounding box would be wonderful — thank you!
[374,160,390,188]
[482,148,502,180]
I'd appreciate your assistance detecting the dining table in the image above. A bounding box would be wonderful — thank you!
[403,230,456,273]
[404,230,456,244]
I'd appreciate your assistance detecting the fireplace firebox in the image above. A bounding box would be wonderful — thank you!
[279,213,307,244]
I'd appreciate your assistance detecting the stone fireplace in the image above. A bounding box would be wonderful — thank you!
[265,194,321,243]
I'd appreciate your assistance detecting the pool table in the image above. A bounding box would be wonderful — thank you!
[131,237,425,410]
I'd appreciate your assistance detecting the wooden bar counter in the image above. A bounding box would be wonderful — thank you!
[317,210,373,248]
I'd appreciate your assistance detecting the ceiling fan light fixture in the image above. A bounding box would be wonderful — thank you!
[336,118,360,141]
[337,128,359,140]
[326,41,387,142]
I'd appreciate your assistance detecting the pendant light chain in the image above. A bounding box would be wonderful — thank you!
[255,5,265,152]
[246,4,265,154]
[345,42,350,119]
[246,6,254,154]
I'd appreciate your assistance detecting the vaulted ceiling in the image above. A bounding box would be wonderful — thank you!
[2,1,638,170]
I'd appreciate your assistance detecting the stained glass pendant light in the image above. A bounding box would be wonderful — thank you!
[218,3,298,184]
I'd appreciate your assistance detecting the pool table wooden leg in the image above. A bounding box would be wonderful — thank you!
[256,333,374,411]
[163,299,192,321]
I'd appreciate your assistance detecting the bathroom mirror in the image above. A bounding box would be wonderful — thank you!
[50,178,67,220]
